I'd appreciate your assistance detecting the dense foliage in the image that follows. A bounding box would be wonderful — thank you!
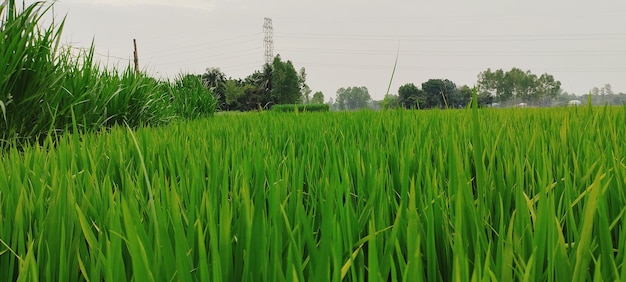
[3,1,626,281]
[311,91,325,104]
[556,91,626,106]
[203,56,309,112]
[393,81,476,109]
[270,55,301,105]
[334,86,372,110]
[0,0,216,148]
[382,69,562,110]
[477,68,561,106]
[169,74,217,120]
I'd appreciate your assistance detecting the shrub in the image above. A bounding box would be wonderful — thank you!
[271,103,329,112]
[0,0,210,148]
[169,74,217,120]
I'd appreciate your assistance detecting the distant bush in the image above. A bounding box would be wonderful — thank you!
[271,104,329,112]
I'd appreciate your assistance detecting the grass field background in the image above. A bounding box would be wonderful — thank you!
[1,106,625,281]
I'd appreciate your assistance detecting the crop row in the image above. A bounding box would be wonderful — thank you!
[1,106,625,281]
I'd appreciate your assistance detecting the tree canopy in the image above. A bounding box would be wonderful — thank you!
[311,91,324,104]
[398,83,424,109]
[382,94,401,109]
[298,67,311,103]
[477,68,561,105]
[201,68,226,107]
[201,62,566,112]
[335,86,371,110]
[396,80,472,109]
[200,54,317,111]
[270,55,301,105]
[421,79,457,108]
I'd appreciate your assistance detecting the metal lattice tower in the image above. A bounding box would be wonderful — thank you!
[263,18,274,65]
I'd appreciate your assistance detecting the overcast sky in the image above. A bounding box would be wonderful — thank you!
[48,0,626,101]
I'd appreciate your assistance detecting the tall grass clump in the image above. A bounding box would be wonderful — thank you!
[1,0,213,149]
[168,74,217,120]
[53,47,176,132]
[0,0,65,146]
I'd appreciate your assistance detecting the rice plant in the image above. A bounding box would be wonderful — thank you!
[2,1,624,281]
[1,104,624,281]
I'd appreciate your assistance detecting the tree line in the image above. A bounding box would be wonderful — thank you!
[476,68,561,106]
[199,55,325,112]
[332,68,563,111]
[386,80,476,109]
[199,60,623,112]
[328,80,479,111]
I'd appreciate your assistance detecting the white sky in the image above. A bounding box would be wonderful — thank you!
[47,0,626,100]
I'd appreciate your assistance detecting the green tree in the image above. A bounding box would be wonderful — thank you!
[242,84,265,110]
[245,63,273,107]
[336,86,371,110]
[271,55,301,105]
[240,63,275,109]
[311,91,324,104]
[257,63,273,96]
[477,68,511,102]
[477,91,495,107]
[327,97,334,110]
[398,83,425,109]
[422,79,456,108]
[604,84,614,95]
[449,85,472,108]
[223,79,245,111]
[535,73,561,106]
[298,67,311,103]
[382,94,401,109]
[504,68,537,102]
[201,67,226,108]
[591,87,600,96]
[477,68,561,105]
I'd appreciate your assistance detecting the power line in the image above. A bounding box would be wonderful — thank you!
[149,33,263,57]
[222,61,266,71]
[275,32,626,42]
[276,47,626,57]
[61,45,131,62]
[156,48,262,68]
[295,62,626,73]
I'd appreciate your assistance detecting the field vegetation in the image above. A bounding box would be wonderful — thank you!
[2,0,626,281]
[0,0,216,149]
[1,104,625,281]
[271,103,329,112]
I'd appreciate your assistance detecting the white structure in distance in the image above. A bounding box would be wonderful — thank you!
[568,100,582,106]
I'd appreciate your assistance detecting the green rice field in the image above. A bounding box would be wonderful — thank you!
[1,106,625,281]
